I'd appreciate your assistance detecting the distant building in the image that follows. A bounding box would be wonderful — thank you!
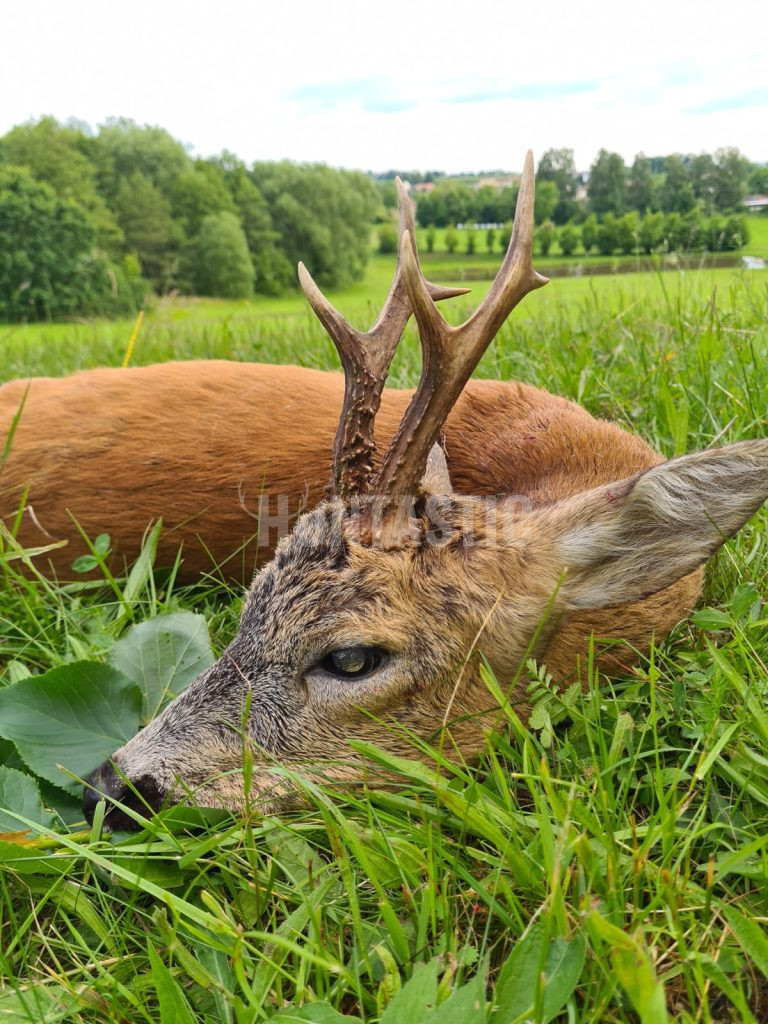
[473,175,519,190]
[412,182,436,193]
[744,195,768,212]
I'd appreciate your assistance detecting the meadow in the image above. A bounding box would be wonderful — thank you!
[1,252,768,1022]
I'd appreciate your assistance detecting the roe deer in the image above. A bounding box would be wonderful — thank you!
[77,152,768,826]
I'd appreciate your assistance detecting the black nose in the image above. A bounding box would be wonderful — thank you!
[82,760,165,830]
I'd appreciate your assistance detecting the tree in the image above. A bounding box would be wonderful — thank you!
[193,212,254,298]
[748,165,768,194]
[638,212,664,254]
[596,213,618,255]
[425,225,436,253]
[485,227,496,253]
[445,224,458,253]
[615,212,640,255]
[713,148,750,211]
[690,153,717,213]
[93,117,191,199]
[587,150,627,215]
[628,154,655,214]
[114,171,183,290]
[581,213,598,254]
[534,180,559,225]
[537,148,577,198]
[0,117,122,251]
[537,220,556,257]
[558,223,580,256]
[660,156,694,214]
[213,155,292,295]
[171,164,235,237]
[0,166,144,320]
[251,162,377,289]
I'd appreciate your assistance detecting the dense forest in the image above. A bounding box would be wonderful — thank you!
[0,118,764,321]
[0,117,377,320]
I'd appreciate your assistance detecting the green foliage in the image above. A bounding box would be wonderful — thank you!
[557,222,580,256]
[616,211,640,255]
[534,179,558,225]
[638,210,665,253]
[628,153,655,214]
[193,211,254,298]
[377,221,398,255]
[425,224,436,253]
[537,219,556,256]
[444,223,458,253]
[660,155,695,214]
[252,161,377,289]
[581,212,598,253]
[485,226,496,253]
[465,228,477,254]
[114,171,183,291]
[587,149,627,215]
[0,166,144,321]
[596,211,618,254]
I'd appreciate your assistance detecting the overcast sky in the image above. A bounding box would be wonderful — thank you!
[2,0,766,173]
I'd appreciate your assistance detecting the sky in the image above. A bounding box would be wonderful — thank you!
[1,0,766,173]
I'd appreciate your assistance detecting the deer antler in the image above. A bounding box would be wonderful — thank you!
[298,179,469,499]
[375,151,549,498]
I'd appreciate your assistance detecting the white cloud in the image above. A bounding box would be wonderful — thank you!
[1,0,765,171]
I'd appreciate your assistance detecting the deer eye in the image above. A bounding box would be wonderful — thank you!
[320,646,386,679]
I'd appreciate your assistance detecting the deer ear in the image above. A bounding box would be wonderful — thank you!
[546,440,768,611]
[420,442,454,495]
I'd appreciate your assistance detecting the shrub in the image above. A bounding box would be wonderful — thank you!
[378,222,398,254]
[445,224,458,254]
[558,223,580,256]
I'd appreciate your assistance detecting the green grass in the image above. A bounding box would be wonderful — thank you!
[1,259,768,1021]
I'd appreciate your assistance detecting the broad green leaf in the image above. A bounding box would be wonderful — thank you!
[495,923,586,1023]
[271,1003,361,1022]
[0,662,141,792]
[0,838,71,875]
[0,765,53,832]
[380,958,441,1024]
[589,912,667,1023]
[723,904,768,980]
[263,817,317,890]
[0,984,79,1023]
[109,611,214,723]
[423,971,487,1023]
[148,941,198,1024]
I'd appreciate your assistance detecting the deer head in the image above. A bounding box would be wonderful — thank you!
[84,154,768,827]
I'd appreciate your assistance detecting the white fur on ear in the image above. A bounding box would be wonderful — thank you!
[553,439,768,611]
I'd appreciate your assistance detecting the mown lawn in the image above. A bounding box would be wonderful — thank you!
[1,260,768,1021]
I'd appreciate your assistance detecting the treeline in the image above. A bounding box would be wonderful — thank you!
[0,117,377,321]
[538,210,748,258]
[411,147,765,228]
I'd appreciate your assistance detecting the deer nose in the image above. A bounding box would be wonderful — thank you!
[82,760,165,830]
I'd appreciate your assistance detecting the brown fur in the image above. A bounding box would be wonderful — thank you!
[1,359,700,683]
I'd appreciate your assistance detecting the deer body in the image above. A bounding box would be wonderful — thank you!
[1,359,659,579]
[4,152,761,825]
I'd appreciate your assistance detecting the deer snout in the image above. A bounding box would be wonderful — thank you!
[82,760,166,831]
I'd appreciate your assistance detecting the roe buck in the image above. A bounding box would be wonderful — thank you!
[74,152,768,826]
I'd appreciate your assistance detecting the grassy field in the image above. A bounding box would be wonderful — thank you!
[1,256,768,1021]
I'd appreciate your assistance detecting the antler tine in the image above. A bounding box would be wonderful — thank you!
[299,177,469,498]
[375,150,549,498]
